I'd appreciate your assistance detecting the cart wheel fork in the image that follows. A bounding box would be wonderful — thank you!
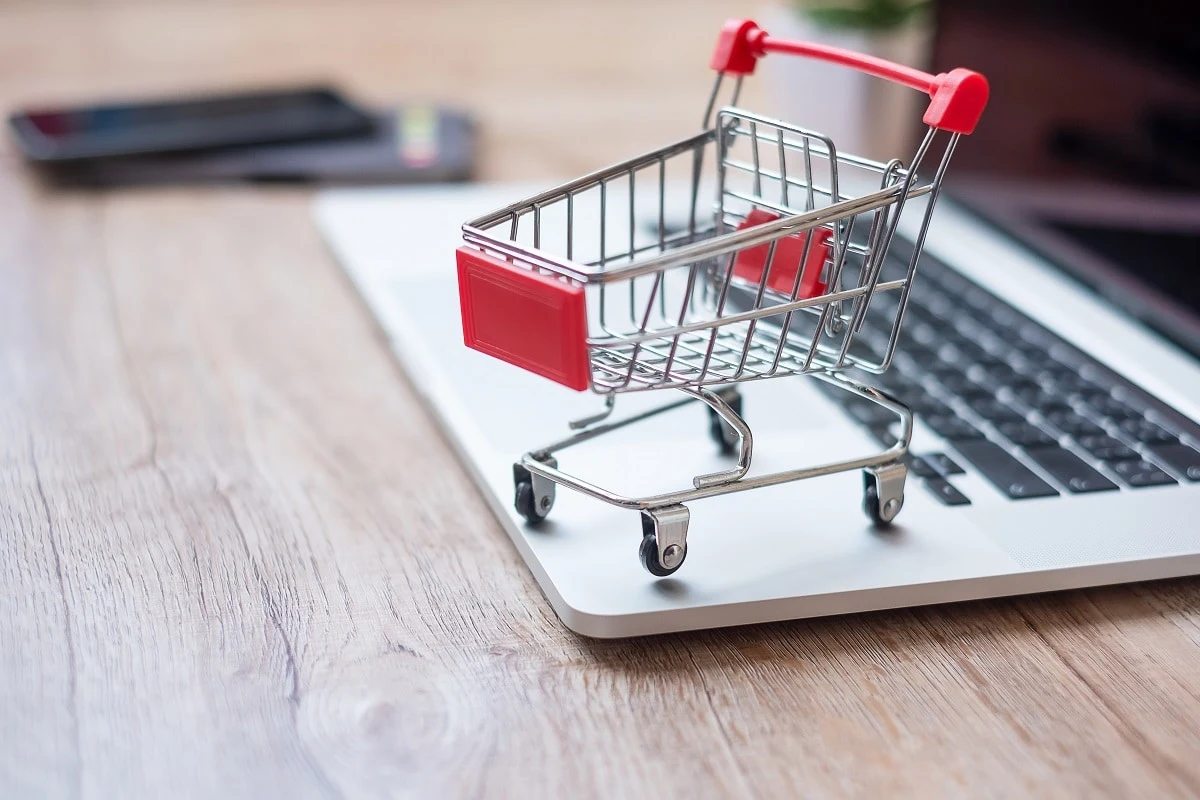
[640,504,690,576]
[864,461,906,526]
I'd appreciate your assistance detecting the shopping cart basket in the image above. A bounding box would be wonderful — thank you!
[456,18,989,575]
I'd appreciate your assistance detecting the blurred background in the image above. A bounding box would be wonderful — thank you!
[4,0,1197,187]
[4,0,1195,344]
[0,0,763,183]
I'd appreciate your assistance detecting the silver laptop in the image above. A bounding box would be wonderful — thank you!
[314,3,1200,637]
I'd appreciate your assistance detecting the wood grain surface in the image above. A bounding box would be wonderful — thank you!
[2,2,1199,798]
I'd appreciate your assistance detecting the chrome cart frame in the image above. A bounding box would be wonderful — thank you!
[456,18,988,575]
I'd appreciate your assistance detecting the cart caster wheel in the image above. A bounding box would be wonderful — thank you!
[638,505,690,577]
[862,482,887,527]
[707,390,743,456]
[513,461,556,525]
[639,533,687,577]
[515,481,550,524]
[862,465,906,528]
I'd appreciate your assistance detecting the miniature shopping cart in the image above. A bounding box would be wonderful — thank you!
[456,19,988,576]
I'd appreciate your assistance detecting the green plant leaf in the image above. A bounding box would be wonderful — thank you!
[799,0,930,31]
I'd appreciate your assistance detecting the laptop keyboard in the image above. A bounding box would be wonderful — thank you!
[815,248,1200,506]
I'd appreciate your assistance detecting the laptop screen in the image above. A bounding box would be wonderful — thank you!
[930,0,1200,356]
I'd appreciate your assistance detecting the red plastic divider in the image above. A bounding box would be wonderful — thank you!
[457,247,591,391]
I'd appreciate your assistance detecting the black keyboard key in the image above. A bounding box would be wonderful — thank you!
[976,374,1040,396]
[929,317,970,341]
[925,415,985,441]
[925,478,972,506]
[1012,337,1052,359]
[1108,459,1177,488]
[1005,386,1073,413]
[868,427,900,449]
[1033,361,1073,377]
[1124,470,1178,488]
[969,362,1018,383]
[1039,371,1109,398]
[989,304,1025,331]
[953,318,997,344]
[994,421,1060,448]
[940,340,989,364]
[876,372,921,394]
[939,373,995,400]
[902,343,940,365]
[906,455,937,478]
[977,334,1015,358]
[1034,368,1086,389]
[1026,446,1118,493]
[847,398,900,427]
[1044,411,1105,437]
[1083,395,1141,421]
[1004,354,1047,377]
[1070,387,1112,403]
[926,452,965,475]
[1116,418,1177,445]
[954,440,1060,499]
[1147,443,1200,481]
[919,291,956,318]
[978,355,1014,373]
[925,362,965,381]
[1008,347,1065,371]
[909,396,954,418]
[1077,434,1138,462]
[904,307,942,332]
[967,397,1025,423]
[1019,324,1058,348]
[903,322,941,348]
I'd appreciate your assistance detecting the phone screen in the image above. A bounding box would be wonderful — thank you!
[9,87,373,162]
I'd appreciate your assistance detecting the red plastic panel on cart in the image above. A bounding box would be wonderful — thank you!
[732,208,830,299]
[457,247,591,391]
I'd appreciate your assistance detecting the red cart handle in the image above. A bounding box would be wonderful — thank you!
[710,18,989,135]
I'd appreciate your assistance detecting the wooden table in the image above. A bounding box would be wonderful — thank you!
[3,2,1199,797]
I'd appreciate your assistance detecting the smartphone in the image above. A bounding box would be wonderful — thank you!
[41,106,478,187]
[8,86,374,162]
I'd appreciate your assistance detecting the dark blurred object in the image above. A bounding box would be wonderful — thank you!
[1050,106,1200,190]
[931,0,1200,356]
[8,86,373,163]
[932,0,1200,189]
[39,106,477,187]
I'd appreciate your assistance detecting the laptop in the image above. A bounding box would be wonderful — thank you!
[314,1,1200,637]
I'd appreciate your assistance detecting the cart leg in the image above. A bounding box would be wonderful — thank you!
[513,455,558,524]
[693,387,752,489]
[707,386,744,456]
[638,504,690,577]
[863,462,906,527]
[568,395,616,430]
